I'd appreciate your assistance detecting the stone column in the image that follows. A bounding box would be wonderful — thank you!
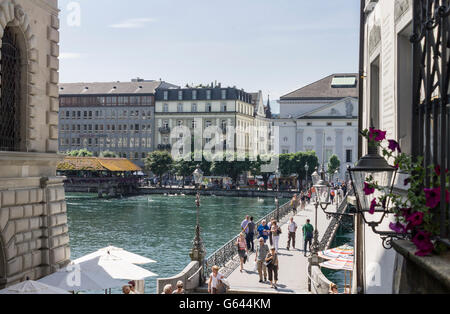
[335,129,344,179]
[315,129,324,165]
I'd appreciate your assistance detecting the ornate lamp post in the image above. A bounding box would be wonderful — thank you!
[190,166,205,266]
[348,149,399,249]
[274,168,281,221]
[304,164,309,190]
[311,165,331,255]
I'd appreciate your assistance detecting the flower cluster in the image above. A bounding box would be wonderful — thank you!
[361,128,450,256]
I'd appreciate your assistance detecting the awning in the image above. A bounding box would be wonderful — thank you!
[58,157,142,172]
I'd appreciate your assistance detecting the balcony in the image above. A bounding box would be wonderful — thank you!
[159,127,171,134]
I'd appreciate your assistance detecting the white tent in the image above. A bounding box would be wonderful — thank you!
[0,280,70,295]
[97,254,157,280]
[74,246,156,265]
[38,257,125,291]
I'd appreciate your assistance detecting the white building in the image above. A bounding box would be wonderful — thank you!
[275,74,359,181]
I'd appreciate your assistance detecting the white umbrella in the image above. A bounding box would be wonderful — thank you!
[98,254,157,280]
[0,280,70,295]
[38,257,124,291]
[74,246,156,265]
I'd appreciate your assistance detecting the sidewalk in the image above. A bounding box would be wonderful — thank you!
[225,202,335,294]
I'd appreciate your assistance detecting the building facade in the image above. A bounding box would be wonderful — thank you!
[58,80,177,167]
[0,0,70,288]
[274,74,359,181]
[356,0,449,294]
[154,86,271,157]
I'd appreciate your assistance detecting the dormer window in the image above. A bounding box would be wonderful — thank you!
[192,90,197,100]
[206,90,211,100]
[163,91,169,101]
[178,90,183,101]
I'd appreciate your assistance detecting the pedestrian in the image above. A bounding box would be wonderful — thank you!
[286,217,298,250]
[302,219,314,256]
[329,283,338,294]
[290,194,298,215]
[128,280,139,294]
[172,281,185,294]
[330,189,335,204]
[236,232,248,272]
[241,215,250,233]
[267,219,274,246]
[122,285,132,294]
[270,221,281,253]
[257,220,270,243]
[246,216,256,252]
[208,265,224,294]
[161,284,173,294]
[254,237,269,283]
[265,247,279,289]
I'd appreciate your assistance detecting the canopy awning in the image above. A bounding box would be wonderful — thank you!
[58,157,142,172]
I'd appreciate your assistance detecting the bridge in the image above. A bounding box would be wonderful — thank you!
[157,196,351,294]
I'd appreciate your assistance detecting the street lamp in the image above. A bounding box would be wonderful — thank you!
[311,165,331,255]
[348,148,401,249]
[190,165,206,267]
[304,164,309,189]
[274,168,281,221]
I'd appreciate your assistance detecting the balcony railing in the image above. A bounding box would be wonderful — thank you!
[159,127,171,134]
[157,144,172,150]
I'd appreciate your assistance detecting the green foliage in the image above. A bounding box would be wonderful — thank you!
[327,154,341,175]
[144,151,173,179]
[66,149,93,157]
[210,152,252,183]
[100,151,118,158]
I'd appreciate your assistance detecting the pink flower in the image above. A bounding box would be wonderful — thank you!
[406,212,424,228]
[399,208,412,220]
[389,222,406,234]
[424,187,450,208]
[412,231,434,256]
[363,182,375,195]
[388,140,401,153]
[369,128,387,142]
[435,165,449,176]
[369,198,377,215]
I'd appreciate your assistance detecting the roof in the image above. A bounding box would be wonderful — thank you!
[280,73,359,100]
[59,81,178,95]
[57,157,142,172]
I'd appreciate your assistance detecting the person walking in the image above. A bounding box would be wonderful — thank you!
[208,266,224,294]
[246,216,256,252]
[286,217,298,250]
[161,284,173,294]
[241,215,250,233]
[236,232,248,273]
[270,221,281,253]
[290,194,298,215]
[302,219,314,256]
[254,237,269,283]
[265,247,279,289]
[267,219,274,246]
[257,220,270,243]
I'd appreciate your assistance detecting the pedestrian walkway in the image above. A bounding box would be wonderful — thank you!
[225,202,335,294]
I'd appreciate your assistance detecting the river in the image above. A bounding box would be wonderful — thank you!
[66,193,287,294]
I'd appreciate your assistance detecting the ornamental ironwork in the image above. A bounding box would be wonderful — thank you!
[411,0,450,247]
[0,27,21,152]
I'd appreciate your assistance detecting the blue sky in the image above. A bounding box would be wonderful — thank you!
[58,0,360,113]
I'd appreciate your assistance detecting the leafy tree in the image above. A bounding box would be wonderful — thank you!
[327,154,341,176]
[66,149,93,157]
[250,155,274,190]
[100,151,118,158]
[279,154,294,177]
[144,151,173,185]
[290,151,319,190]
[210,152,252,184]
[172,155,197,188]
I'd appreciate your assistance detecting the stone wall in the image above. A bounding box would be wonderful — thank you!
[0,0,70,289]
[156,261,202,294]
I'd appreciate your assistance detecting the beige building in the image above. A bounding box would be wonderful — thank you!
[154,86,268,157]
[0,0,70,289]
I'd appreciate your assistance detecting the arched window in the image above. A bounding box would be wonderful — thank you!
[0,27,22,151]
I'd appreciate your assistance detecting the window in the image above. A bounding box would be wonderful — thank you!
[177,103,183,113]
[192,120,197,129]
[206,121,212,128]
[207,103,212,112]
[346,150,353,163]
[163,91,169,101]
[192,103,197,112]
[206,90,211,100]
[192,90,197,100]
[177,120,183,127]
[221,103,227,112]
[327,122,332,126]
[163,104,169,113]
[347,122,352,126]
[307,122,312,126]
[178,90,183,101]
[221,90,227,100]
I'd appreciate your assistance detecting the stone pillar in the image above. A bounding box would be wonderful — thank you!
[315,129,324,165]
[335,129,344,179]
[297,128,304,153]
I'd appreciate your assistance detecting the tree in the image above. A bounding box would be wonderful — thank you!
[250,155,274,190]
[327,154,341,176]
[291,151,319,191]
[210,152,252,184]
[172,155,196,188]
[144,151,173,186]
[100,151,118,158]
[66,149,93,157]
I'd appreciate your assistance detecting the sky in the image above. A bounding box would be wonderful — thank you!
[58,0,361,113]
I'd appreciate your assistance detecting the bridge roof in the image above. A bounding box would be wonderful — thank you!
[58,157,142,172]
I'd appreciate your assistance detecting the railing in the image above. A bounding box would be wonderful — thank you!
[204,200,292,278]
[319,195,350,251]
[159,127,171,134]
